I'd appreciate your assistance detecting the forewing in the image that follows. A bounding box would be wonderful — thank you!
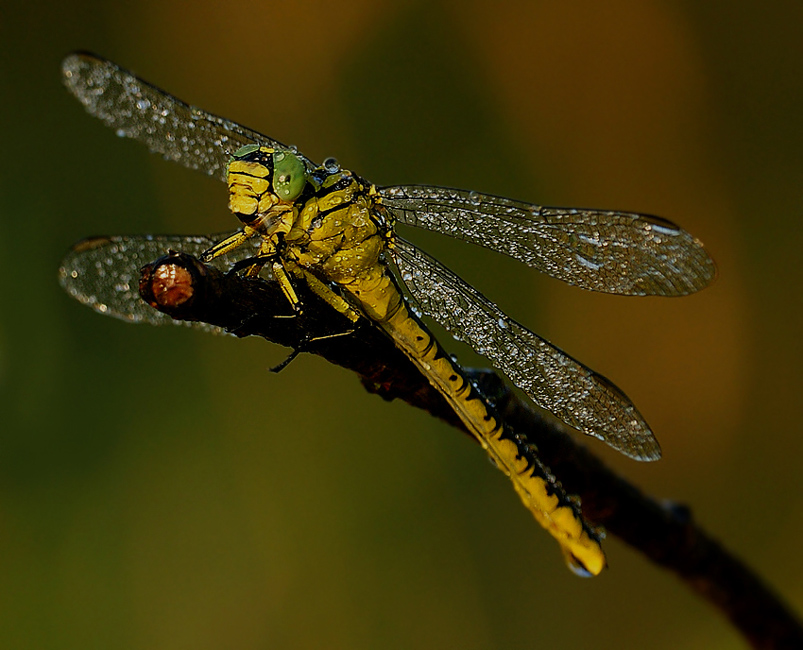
[58,232,260,332]
[381,185,716,296]
[391,236,661,461]
[62,52,316,181]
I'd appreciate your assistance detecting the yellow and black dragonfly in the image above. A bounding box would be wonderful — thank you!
[59,53,716,576]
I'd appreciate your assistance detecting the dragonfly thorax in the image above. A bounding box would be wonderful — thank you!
[284,167,389,286]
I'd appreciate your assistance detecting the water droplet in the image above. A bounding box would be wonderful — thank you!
[323,157,340,172]
[575,253,602,271]
[136,98,151,111]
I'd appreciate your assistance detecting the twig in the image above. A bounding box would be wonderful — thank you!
[140,251,803,650]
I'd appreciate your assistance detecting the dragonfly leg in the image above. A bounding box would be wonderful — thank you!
[271,260,302,312]
[200,227,257,262]
[295,268,361,323]
[225,244,304,314]
[270,328,355,374]
[235,236,278,278]
[270,348,302,373]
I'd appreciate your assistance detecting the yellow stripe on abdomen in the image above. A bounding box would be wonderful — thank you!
[362,283,606,576]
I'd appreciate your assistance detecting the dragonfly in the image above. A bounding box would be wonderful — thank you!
[59,53,716,577]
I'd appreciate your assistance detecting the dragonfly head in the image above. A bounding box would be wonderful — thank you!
[226,145,307,232]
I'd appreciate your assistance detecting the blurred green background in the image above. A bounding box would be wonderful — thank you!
[2,1,802,648]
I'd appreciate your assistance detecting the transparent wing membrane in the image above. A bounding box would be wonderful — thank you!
[58,231,260,332]
[58,53,717,464]
[392,236,661,461]
[62,53,315,181]
[381,185,716,296]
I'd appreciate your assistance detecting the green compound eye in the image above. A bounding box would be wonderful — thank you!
[272,151,306,201]
[232,143,260,159]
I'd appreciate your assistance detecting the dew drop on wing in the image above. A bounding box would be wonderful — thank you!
[647,221,681,237]
[575,254,602,271]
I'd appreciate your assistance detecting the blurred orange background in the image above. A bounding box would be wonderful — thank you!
[1,1,801,648]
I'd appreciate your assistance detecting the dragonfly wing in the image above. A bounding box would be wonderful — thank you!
[58,231,260,332]
[62,53,316,182]
[391,236,661,461]
[381,185,716,296]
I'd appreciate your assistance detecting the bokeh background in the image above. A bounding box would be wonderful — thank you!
[1,1,802,648]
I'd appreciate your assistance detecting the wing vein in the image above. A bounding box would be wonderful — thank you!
[62,52,316,181]
[391,236,661,461]
[382,185,716,296]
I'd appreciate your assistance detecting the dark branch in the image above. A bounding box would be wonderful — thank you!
[140,251,803,650]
